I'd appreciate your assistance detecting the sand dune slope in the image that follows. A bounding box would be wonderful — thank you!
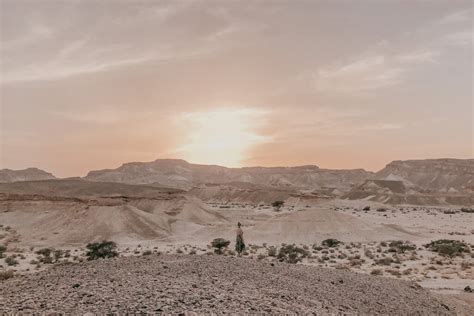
[246,209,422,244]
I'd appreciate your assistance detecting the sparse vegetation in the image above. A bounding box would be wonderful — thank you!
[211,238,230,254]
[388,241,416,253]
[272,201,285,211]
[86,241,119,260]
[267,246,277,257]
[424,239,470,257]
[0,270,14,280]
[371,269,383,276]
[277,244,308,264]
[322,239,342,248]
[5,255,19,266]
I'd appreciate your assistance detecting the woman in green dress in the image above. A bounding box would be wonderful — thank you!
[235,222,245,256]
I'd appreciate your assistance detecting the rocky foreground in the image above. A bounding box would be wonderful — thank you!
[0,254,462,314]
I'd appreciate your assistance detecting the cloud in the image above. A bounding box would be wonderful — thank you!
[438,9,471,24]
[0,1,243,84]
[315,55,405,95]
[314,46,443,96]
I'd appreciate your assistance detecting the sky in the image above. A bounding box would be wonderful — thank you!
[0,0,473,178]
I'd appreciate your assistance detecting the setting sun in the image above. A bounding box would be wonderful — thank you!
[175,108,269,167]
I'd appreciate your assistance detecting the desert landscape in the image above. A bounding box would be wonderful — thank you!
[0,158,473,313]
[1,0,473,314]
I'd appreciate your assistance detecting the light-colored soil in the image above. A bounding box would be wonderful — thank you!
[0,254,460,314]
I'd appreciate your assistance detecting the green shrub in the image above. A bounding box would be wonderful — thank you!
[211,238,230,254]
[277,244,308,264]
[424,239,470,257]
[86,241,118,260]
[322,239,342,248]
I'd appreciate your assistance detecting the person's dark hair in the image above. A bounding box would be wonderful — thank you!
[237,222,241,227]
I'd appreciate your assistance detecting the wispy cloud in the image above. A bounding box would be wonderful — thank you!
[438,9,471,24]
[314,47,442,95]
[0,2,243,84]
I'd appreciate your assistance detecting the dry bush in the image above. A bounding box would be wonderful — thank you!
[0,270,14,281]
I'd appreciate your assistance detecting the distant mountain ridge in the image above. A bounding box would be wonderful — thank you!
[0,168,56,183]
[85,159,373,192]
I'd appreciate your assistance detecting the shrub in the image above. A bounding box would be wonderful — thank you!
[376,208,387,212]
[322,239,342,248]
[35,248,56,264]
[272,201,285,211]
[0,245,6,259]
[363,206,371,211]
[142,250,152,256]
[371,269,383,276]
[388,241,416,253]
[0,270,14,281]
[277,244,308,264]
[267,246,277,257]
[5,256,18,266]
[460,207,474,213]
[86,241,118,260]
[210,238,230,254]
[424,239,470,257]
[376,257,393,266]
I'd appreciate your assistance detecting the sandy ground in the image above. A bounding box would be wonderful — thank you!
[1,196,473,312]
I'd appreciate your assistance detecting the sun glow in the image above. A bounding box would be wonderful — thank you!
[176,107,269,167]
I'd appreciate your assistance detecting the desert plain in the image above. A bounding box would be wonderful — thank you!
[0,158,473,314]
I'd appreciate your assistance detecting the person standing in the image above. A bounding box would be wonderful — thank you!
[235,222,245,256]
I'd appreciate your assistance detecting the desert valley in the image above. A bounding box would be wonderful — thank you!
[0,158,473,313]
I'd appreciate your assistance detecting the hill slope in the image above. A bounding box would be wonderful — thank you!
[0,254,458,314]
[0,168,55,183]
[375,159,474,193]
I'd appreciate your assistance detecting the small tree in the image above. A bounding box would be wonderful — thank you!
[272,201,285,211]
[86,241,118,260]
[211,238,230,254]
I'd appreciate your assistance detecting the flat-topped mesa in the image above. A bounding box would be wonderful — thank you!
[0,167,56,183]
[84,158,373,192]
[375,158,474,192]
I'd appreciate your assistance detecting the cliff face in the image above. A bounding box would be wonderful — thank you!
[0,168,56,183]
[374,159,474,193]
[85,159,373,193]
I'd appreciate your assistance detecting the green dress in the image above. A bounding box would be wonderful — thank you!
[235,234,245,253]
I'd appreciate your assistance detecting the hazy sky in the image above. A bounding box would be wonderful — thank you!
[1,0,473,177]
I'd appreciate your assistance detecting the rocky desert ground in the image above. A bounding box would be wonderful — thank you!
[0,158,473,314]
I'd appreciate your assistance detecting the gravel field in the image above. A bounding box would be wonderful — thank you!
[0,254,462,314]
